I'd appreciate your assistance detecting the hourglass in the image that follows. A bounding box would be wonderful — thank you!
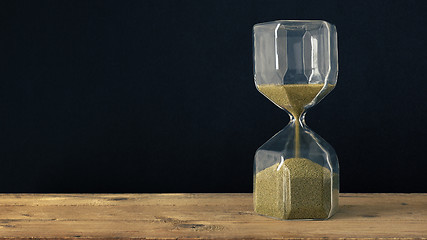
[253,20,339,220]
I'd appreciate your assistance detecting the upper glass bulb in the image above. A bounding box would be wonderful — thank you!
[254,20,338,86]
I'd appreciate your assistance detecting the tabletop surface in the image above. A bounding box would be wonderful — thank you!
[0,193,426,239]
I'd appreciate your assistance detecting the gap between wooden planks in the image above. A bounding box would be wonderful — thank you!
[0,193,426,239]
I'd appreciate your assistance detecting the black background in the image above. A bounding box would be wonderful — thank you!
[1,0,427,193]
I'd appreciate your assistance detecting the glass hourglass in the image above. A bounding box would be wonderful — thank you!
[253,20,339,220]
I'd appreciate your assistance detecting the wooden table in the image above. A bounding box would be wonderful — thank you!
[0,193,425,239]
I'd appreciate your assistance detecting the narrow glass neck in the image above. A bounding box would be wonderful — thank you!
[289,111,307,127]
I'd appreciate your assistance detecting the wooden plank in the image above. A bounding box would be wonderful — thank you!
[0,193,425,239]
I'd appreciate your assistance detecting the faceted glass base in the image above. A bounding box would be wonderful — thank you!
[254,122,339,220]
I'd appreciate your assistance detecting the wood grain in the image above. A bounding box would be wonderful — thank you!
[0,193,425,239]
